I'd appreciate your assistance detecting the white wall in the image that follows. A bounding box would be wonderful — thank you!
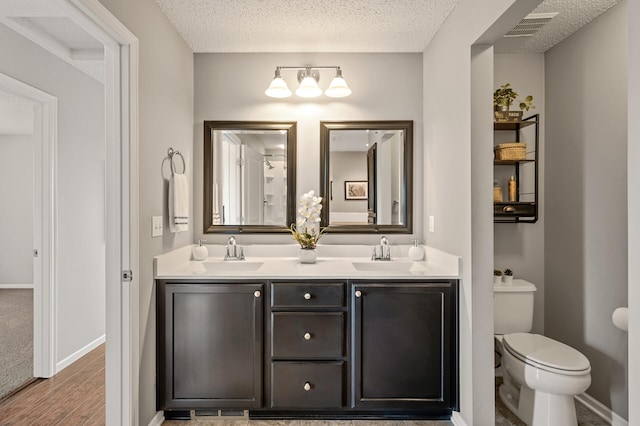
[0,23,106,364]
[628,0,640,423]
[0,133,35,285]
[545,1,628,419]
[193,53,423,245]
[95,1,195,424]
[423,0,540,423]
[494,53,545,333]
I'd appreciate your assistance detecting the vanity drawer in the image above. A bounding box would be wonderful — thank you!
[272,312,344,359]
[270,361,344,408]
[271,282,345,308]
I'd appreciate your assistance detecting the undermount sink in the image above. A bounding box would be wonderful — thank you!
[202,261,263,272]
[351,261,423,272]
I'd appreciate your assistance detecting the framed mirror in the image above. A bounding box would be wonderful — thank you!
[204,121,296,233]
[320,121,413,233]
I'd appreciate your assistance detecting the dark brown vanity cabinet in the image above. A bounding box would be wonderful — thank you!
[157,279,458,419]
[268,282,347,410]
[352,281,458,413]
[157,282,264,411]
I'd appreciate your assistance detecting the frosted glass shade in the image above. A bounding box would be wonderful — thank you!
[325,76,352,97]
[265,77,292,98]
[295,76,322,98]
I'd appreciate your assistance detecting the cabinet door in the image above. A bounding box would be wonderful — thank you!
[159,283,263,409]
[352,282,457,411]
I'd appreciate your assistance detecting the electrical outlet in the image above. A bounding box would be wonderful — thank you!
[152,216,163,237]
[429,215,435,233]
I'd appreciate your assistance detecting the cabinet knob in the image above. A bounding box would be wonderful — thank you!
[254,291,261,298]
[303,382,311,391]
[355,290,362,298]
[304,332,312,340]
[304,292,312,300]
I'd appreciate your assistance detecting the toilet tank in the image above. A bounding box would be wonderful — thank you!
[494,279,537,335]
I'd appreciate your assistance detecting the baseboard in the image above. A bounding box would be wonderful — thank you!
[451,411,469,426]
[55,334,105,373]
[0,284,34,289]
[147,410,165,426]
[575,393,628,426]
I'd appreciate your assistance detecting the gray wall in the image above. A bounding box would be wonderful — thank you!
[330,151,367,214]
[193,52,423,246]
[0,23,106,364]
[545,1,628,418]
[494,53,545,333]
[95,1,195,425]
[0,134,35,285]
[423,1,542,422]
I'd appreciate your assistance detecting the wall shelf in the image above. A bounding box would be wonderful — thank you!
[494,114,539,223]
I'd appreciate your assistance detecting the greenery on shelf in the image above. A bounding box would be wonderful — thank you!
[493,83,536,111]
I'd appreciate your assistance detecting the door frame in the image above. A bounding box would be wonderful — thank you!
[52,0,140,424]
[0,72,58,379]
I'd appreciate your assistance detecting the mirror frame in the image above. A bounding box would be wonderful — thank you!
[203,121,297,233]
[320,120,413,234]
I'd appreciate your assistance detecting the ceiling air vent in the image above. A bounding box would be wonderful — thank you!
[504,12,559,38]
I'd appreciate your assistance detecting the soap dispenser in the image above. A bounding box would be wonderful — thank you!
[192,240,208,261]
[408,240,424,261]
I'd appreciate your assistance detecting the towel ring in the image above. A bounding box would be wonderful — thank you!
[168,147,186,174]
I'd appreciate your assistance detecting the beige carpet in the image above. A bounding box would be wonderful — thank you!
[0,289,33,400]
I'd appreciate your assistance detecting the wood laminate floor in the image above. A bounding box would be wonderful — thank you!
[0,344,105,425]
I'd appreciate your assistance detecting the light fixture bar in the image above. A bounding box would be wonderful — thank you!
[265,65,351,99]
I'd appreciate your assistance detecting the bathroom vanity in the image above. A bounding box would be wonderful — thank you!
[155,245,460,420]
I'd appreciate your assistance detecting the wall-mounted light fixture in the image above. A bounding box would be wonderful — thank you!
[265,66,352,99]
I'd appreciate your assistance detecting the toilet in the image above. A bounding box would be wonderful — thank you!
[494,280,591,426]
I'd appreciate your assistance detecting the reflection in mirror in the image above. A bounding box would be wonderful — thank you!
[320,121,413,234]
[204,121,296,233]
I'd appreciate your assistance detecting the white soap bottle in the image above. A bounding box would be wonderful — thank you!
[408,239,424,261]
[192,239,208,261]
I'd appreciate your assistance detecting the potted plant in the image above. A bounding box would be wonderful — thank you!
[494,269,503,285]
[289,190,327,263]
[503,268,514,285]
[493,83,535,121]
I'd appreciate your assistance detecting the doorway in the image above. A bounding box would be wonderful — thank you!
[0,73,57,399]
[0,0,139,423]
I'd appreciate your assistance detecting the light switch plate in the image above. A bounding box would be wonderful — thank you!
[152,216,163,237]
[429,215,435,233]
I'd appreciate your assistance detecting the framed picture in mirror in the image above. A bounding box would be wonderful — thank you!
[345,181,368,200]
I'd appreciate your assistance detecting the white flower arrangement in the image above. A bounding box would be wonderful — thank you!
[289,190,326,249]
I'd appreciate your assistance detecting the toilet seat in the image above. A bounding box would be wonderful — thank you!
[503,333,591,376]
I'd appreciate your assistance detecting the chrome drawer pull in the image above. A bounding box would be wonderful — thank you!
[304,292,312,300]
[355,290,362,298]
[254,291,261,298]
[303,382,311,391]
[304,332,312,340]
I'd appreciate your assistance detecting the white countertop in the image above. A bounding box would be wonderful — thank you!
[154,244,461,280]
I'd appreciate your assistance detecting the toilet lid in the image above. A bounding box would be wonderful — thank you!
[503,333,591,374]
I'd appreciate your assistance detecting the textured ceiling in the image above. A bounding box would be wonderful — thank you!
[154,0,459,52]
[0,89,35,135]
[157,0,622,54]
[495,0,621,53]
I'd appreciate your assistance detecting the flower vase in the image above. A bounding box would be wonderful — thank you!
[299,248,317,264]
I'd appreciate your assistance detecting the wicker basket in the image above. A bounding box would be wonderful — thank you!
[494,143,526,160]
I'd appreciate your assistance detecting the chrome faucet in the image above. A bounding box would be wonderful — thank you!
[371,236,391,261]
[224,236,245,261]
